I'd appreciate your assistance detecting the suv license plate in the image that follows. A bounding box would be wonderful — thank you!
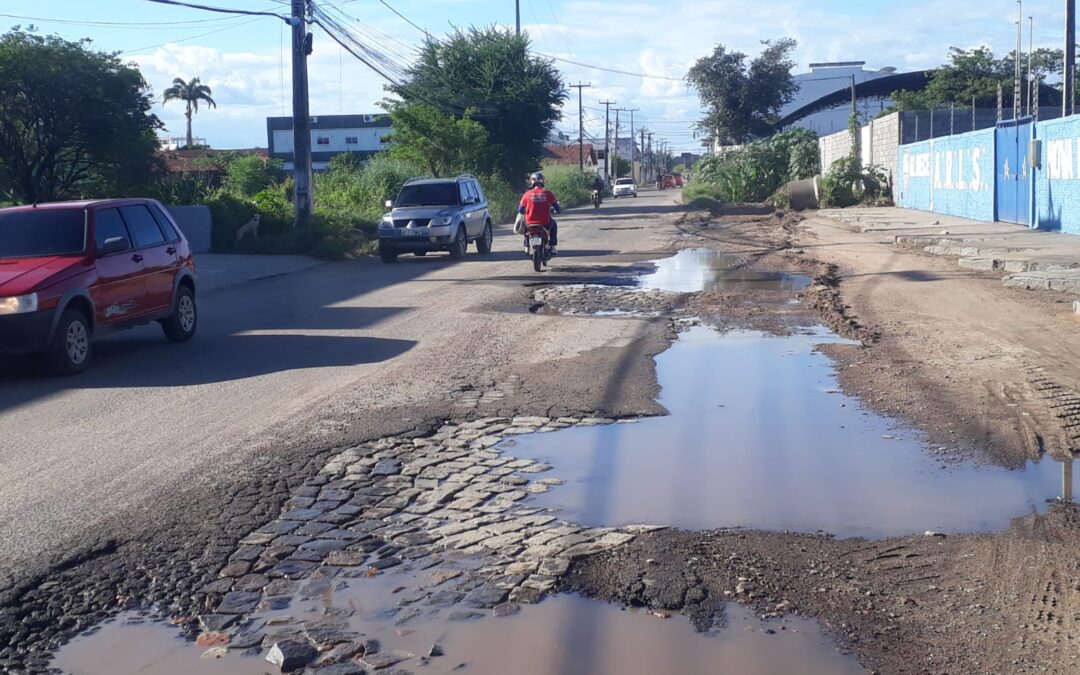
[529,236,542,246]
[401,229,422,236]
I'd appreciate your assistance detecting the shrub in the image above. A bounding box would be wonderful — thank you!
[542,165,593,209]
[682,182,725,210]
[819,157,891,208]
[691,128,820,203]
[225,155,283,197]
[478,174,518,224]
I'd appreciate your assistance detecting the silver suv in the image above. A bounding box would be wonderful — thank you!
[378,175,494,263]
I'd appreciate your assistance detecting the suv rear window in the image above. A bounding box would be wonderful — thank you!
[0,209,86,258]
[616,178,635,185]
[395,183,459,207]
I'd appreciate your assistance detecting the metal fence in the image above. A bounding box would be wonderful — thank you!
[899,107,1065,144]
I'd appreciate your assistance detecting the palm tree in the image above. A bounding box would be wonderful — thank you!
[162,77,217,149]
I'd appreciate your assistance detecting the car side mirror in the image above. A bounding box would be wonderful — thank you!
[98,237,128,256]
[385,199,394,209]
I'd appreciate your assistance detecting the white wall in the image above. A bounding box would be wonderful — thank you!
[272,126,391,154]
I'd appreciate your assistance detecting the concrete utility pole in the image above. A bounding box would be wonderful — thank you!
[1028,15,1035,115]
[515,0,520,35]
[599,100,615,183]
[1015,1,1023,120]
[291,0,313,228]
[647,132,654,181]
[639,128,646,182]
[568,83,591,171]
[1067,0,1076,117]
[614,109,621,176]
[625,108,639,181]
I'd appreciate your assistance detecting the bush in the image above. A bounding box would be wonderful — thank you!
[682,182,725,210]
[542,165,593,209]
[315,154,422,225]
[225,155,283,197]
[819,157,891,208]
[478,174,518,224]
[691,128,819,203]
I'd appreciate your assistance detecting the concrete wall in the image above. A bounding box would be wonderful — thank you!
[167,205,212,253]
[1034,116,1080,235]
[818,129,853,174]
[895,128,996,221]
[818,112,902,185]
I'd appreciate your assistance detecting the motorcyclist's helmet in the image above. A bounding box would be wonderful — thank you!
[530,171,545,187]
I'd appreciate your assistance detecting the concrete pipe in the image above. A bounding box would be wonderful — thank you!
[788,176,821,211]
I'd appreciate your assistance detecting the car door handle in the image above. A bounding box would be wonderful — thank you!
[131,254,144,263]
[166,246,176,255]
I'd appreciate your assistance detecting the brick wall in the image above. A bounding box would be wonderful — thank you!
[895,128,996,221]
[1034,116,1080,235]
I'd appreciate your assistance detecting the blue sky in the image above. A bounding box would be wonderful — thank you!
[0,0,1071,152]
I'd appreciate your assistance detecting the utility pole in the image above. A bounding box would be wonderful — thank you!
[647,133,654,182]
[599,100,615,183]
[515,0,520,35]
[624,108,639,182]
[1015,1,1023,120]
[614,109,621,176]
[291,0,312,228]
[1028,15,1035,115]
[1067,0,1076,117]
[639,128,646,183]
[568,83,591,171]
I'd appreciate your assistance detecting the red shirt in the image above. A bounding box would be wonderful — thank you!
[519,187,559,226]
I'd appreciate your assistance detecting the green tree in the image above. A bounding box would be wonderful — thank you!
[611,155,631,177]
[163,76,217,149]
[687,38,798,145]
[892,46,1063,110]
[0,29,161,203]
[384,102,499,177]
[389,27,565,186]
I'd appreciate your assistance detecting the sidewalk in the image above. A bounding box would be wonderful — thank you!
[817,207,1080,311]
[194,254,324,293]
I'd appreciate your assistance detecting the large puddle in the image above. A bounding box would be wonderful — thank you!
[639,248,811,293]
[505,326,1067,538]
[53,568,867,675]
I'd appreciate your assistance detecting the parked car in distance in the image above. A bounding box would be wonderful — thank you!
[612,177,638,198]
[0,199,197,374]
[661,174,677,189]
[672,173,685,187]
[378,176,494,263]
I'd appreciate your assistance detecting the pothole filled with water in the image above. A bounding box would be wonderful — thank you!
[504,325,1067,538]
[52,581,867,675]
[639,248,811,293]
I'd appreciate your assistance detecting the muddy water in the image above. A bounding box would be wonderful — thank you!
[52,581,867,675]
[639,248,811,293]
[507,326,1066,537]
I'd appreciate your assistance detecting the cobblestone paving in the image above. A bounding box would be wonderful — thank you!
[189,416,660,672]
[532,285,686,317]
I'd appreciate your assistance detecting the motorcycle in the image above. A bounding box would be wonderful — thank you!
[525,223,552,272]
[591,189,602,209]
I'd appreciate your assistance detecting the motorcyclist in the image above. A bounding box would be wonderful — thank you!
[519,171,560,256]
[591,175,605,196]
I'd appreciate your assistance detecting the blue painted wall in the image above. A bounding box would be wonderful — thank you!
[1034,116,1080,235]
[896,129,996,222]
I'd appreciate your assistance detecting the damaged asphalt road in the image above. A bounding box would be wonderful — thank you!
[4,192,1080,674]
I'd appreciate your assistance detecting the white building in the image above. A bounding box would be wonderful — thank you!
[267,114,392,171]
[784,61,898,135]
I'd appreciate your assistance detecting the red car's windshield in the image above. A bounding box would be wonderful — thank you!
[0,209,87,259]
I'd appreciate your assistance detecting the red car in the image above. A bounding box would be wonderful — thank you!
[0,198,197,374]
[672,173,685,187]
[660,174,677,189]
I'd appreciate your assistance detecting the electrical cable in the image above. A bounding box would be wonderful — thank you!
[139,0,292,20]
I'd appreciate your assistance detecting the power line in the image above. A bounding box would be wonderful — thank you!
[139,0,293,21]
[537,53,684,81]
[119,16,264,54]
[0,11,252,28]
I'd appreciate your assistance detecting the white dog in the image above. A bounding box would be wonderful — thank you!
[235,214,261,245]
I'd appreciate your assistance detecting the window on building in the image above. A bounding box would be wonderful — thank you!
[316,137,330,145]
[345,136,358,144]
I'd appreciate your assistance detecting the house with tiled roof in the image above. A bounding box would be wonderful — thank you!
[543,143,597,169]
